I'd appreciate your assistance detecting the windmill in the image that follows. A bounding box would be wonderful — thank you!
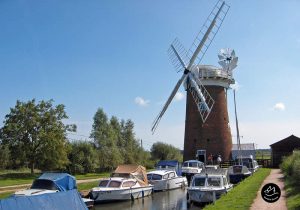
[152,0,238,161]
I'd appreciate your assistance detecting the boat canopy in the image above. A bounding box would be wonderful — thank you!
[111,164,148,186]
[0,189,87,210]
[37,173,77,191]
[156,160,178,167]
[156,160,182,175]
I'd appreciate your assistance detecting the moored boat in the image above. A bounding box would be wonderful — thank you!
[89,164,153,203]
[13,172,94,209]
[147,170,187,191]
[187,168,233,205]
[181,160,204,184]
[228,165,252,184]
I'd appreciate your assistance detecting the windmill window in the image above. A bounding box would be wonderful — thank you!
[207,138,210,142]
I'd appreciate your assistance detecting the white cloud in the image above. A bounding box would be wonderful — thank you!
[272,102,285,111]
[134,97,150,107]
[174,91,185,101]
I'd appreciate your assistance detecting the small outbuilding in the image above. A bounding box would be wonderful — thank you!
[270,135,300,167]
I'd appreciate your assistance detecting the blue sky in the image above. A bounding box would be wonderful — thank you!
[1,0,300,150]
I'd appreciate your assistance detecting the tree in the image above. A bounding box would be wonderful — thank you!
[0,99,75,173]
[0,144,10,170]
[150,142,183,162]
[68,140,98,174]
[90,108,122,171]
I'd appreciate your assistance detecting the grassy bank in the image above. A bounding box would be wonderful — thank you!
[285,178,300,210]
[0,170,110,187]
[203,168,271,210]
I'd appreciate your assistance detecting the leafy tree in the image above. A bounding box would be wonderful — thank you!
[120,120,141,164]
[0,99,75,173]
[0,144,10,170]
[90,109,122,171]
[68,140,98,174]
[150,142,183,162]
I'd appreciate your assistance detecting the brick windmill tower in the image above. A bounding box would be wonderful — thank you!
[184,49,238,161]
[151,1,238,161]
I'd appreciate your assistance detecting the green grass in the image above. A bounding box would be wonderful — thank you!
[203,168,271,210]
[284,178,300,210]
[77,181,99,191]
[0,192,12,199]
[0,173,40,187]
[75,172,110,180]
[0,171,110,188]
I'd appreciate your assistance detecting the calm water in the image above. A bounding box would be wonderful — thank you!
[93,188,202,210]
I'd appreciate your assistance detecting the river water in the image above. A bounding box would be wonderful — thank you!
[93,188,202,210]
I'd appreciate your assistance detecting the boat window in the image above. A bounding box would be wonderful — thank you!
[189,162,198,167]
[168,172,175,178]
[223,177,227,185]
[147,174,152,180]
[151,174,162,180]
[163,174,168,179]
[193,177,205,187]
[31,179,59,191]
[108,181,121,188]
[233,166,242,173]
[122,181,136,188]
[207,177,221,187]
[99,180,109,187]
[183,162,189,167]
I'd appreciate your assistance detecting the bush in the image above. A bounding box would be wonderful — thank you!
[280,150,300,189]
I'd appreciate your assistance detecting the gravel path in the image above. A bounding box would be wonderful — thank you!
[250,169,287,210]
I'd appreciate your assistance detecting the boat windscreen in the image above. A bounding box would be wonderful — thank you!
[233,166,243,173]
[30,179,58,191]
[151,174,162,180]
[207,177,221,187]
[194,177,205,187]
[183,162,189,167]
[189,162,198,167]
[99,180,109,187]
[108,181,121,188]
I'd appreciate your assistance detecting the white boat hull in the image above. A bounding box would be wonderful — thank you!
[150,177,187,191]
[188,187,232,203]
[91,186,153,202]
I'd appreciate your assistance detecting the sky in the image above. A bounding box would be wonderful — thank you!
[1,0,300,150]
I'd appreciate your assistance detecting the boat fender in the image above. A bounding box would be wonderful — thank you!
[142,190,144,198]
[131,193,134,201]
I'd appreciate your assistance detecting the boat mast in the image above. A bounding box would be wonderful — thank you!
[233,89,241,165]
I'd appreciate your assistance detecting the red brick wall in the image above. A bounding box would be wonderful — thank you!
[183,86,232,161]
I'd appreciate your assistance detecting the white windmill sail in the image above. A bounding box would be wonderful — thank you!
[151,0,230,134]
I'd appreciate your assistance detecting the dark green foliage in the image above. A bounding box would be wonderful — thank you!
[280,150,300,209]
[68,141,98,174]
[0,99,75,173]
[150,142,183,162]
[0,145,10,170]
[281,150,300,187]
[90,108,150,171]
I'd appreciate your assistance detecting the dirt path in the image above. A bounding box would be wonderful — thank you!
[0,178,101,194]
[250,169,287,210]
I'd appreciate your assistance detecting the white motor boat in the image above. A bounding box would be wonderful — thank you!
[187,168,233,205]
[89,164,153,203]
[228,165,252,184]
[181,160,204,184]
[147,170,187,191]
[236,155,259,173]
